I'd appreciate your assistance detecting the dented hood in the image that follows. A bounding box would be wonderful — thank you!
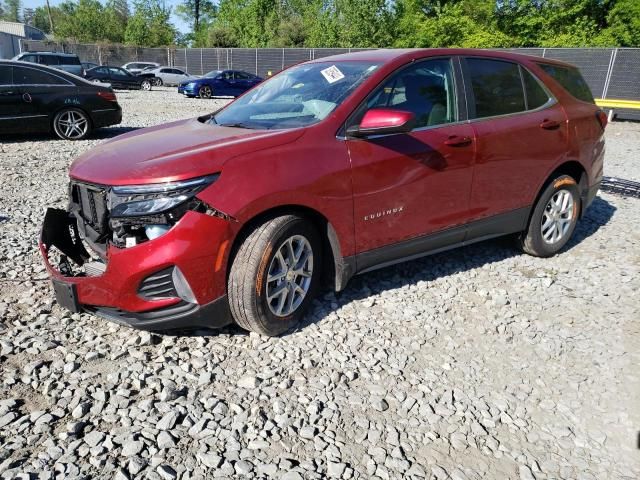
[70,118,304,186]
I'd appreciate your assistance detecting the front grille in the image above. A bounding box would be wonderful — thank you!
[137,267,179,300]
[70,181,109,235]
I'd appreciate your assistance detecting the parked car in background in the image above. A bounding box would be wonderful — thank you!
[122,62,160,74]
[82,62,99,72]
[12,52,84,77]
[85,66,156,90]
[178,69,262,98]
[0,60,121,140]
[40,49,605,336]
[147,66,196,86]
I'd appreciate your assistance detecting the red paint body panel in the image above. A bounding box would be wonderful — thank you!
[40,212,233,311]
[40,48,606,323]
[348,123,476,252]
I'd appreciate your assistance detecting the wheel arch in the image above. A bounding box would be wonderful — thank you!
[227,204,354,293]
[532,160,588,219]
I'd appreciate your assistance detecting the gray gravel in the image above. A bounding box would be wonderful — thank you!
[1,89,639,479]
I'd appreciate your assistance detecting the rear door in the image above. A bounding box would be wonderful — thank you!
[462,57,568,227]
[347,57,476,266]
[0,65,25,134]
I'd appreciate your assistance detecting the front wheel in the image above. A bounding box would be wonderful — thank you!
[228,215,322,336]
[52,108,91,140]
[198,85,212,99]
[141,79,152,91]
[519,174,581,257]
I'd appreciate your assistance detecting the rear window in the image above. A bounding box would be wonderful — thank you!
[538,64,594,103]
[61,56,81,66]
[13,66,69,85]
[466,58,525,118]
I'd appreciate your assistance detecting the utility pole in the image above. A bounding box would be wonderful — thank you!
[45,0,54,34]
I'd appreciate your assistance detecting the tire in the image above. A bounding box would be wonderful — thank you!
[52,108,91,140]
[228,215,322,336]
[519,174,581,257]
[199,85,212,99]
[141,79,152,91]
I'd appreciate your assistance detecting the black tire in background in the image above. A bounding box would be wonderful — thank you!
[228,215,322,336]
[519,174,581,257]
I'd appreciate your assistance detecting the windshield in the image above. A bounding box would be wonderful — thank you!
[205,70,222,78]
[211,61,380,130]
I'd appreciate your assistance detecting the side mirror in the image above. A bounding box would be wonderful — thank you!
[347,108,416,138]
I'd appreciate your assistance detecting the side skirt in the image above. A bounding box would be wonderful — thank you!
[353,207,531,275]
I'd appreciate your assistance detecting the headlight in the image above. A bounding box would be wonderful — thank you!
[109,174,219,218]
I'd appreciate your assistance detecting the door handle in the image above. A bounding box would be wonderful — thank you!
[444,135,472,147]
[540,119,560,130]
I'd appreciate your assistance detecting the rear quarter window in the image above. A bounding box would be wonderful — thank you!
[538,63,594,103]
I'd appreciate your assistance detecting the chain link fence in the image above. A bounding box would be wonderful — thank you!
[17,41,640,119]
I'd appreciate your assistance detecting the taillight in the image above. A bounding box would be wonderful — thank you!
[97,91,117,102]
[596,109,608,130]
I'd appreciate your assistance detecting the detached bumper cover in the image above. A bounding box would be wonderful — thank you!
[39,207,233,330]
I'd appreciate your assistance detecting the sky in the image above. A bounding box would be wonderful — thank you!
[21,0,191,34]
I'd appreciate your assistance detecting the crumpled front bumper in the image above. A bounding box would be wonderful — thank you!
[39,207,233,331]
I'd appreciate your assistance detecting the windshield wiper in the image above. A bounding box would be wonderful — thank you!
[218,122,254,129]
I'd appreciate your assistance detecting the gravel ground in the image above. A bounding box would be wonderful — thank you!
[0,89,639,480]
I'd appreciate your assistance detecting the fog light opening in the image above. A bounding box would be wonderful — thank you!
[172,267,197,304]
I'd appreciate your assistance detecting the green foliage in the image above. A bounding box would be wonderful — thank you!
[14,0,640,48]
[1,0,21,22]
[124,0,176,46]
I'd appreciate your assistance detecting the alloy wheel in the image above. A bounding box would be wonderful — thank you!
[199,86,212,98]
[56,110,89,140]
[266,235,313,317]
[141,80,151,91]
[541,189,575,244]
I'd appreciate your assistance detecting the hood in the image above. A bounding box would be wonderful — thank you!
[70,118,305,186]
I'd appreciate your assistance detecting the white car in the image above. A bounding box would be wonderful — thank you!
[122,62,160,75]
[146,67,198,86]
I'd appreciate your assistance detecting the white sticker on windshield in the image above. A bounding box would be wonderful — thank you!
[321,65,345,84]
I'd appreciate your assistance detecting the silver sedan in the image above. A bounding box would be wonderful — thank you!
[146,67,198,86]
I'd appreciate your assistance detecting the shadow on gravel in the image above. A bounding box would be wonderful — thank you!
[91,126,141,139]
[563,196,616,251]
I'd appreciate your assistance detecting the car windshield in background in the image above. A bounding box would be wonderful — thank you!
[211,61,380,129]
[204,70,222,77]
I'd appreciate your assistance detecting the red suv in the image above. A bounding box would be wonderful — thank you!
[40,49,605,336]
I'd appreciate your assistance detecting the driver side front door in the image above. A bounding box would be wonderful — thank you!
[346,57,476,271]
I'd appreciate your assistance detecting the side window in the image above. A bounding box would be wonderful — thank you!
[13,66,68,85]
[366,58,457,128]
[95,67,108,75]
[174,69,185,75]
[235,71,251,80]
[0,66,12,85]
[538,63,594,103]
[522,68,550,110]
[466,58,525,118]
[20,54,38,63]
[40,55,60,66]
[222,71,234,81]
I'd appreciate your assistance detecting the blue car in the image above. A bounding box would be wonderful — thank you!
[178,69,262,98]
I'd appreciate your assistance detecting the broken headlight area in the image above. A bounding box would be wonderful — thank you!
[106,174,221,248]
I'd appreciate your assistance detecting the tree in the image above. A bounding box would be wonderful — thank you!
[3,0,21,22]
[124,0,176,46]
[176,0,215,46]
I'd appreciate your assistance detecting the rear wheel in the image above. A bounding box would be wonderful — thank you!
[519,174,581,257]
[228,215,321,336]
[52,108,91,140]
[154,78,163,86]
[141,79,152,91]
[199,85,212,99]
